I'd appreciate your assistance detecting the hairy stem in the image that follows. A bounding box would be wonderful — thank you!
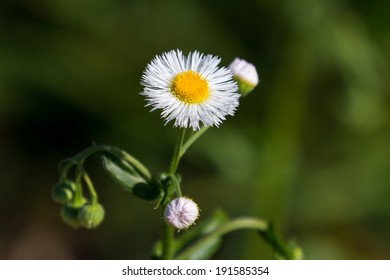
[161,128,186,259]
[168,128,186,175]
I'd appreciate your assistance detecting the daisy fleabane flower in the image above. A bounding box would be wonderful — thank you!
[141,50,240,130]
[164,197,199,230]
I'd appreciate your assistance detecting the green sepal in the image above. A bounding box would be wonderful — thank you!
[101,156,161,201]
[235,77,256,96]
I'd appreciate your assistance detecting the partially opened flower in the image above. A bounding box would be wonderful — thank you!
[229,58,259,95]
[164,197,199,230]
[141,50,240,130]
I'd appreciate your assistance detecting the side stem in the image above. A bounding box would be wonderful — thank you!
[175,218,268,260]
[180,125,209,157]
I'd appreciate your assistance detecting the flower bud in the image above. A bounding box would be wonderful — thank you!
[52,180,76,204]
[77,203,105,229]
[164,197,199,230]
[60,204,83,229]
[229,58,259,95]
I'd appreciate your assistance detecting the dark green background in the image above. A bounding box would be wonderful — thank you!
[1,0,389,259]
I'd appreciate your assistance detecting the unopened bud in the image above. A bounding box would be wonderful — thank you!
[229,58,259,95]
[52,180,76,204]
[164,197,199,230]
[78,203,105,229]
[60,204,83,229]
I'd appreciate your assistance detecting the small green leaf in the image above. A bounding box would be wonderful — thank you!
[177,236,222,260]
[151,209,228,259]
[101,156,161,201]
[132,180,161,201]
[174,209,229,260]
[154,173,181,207]
[102,156,143,185]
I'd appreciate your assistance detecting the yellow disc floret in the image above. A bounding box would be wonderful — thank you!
[171,70,209,104]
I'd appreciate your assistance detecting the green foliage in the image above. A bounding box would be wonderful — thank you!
[101,156,161,201]
[174,209,229,260]
[52,145,162,230]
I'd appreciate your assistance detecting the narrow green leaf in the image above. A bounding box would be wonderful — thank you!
[102,156,143,184]
[101,156,160,201]
[173,209,229,260]
[175,217,268,260]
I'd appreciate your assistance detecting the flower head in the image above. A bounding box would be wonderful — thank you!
[141,50,240,130]
[164,197,199,230]
[229,58,259,95]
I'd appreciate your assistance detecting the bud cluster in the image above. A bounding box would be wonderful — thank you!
[52,177,105,229]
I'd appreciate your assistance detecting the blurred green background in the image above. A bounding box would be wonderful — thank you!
[1,0,389,259]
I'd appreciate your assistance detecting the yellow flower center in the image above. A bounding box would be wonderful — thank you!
[170,70,209,104]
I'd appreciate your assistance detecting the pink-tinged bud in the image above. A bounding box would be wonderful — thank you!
[164,197,199,230]
[229,58,259,95]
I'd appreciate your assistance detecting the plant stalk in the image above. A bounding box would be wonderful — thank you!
[161,128,186,259]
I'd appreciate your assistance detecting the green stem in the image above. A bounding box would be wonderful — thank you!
[61,144,152,182]
[73,164,85,206]
[180,126,209,158]
[83,172,98,204]
[59,160,77,180]
[179,93,251,158]
[161,219,175,259]
[168,128,186,175]
[175,217,268,260]
[171,174,182,197]
[161,128,186,260]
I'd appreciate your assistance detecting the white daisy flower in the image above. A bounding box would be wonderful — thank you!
[164,197,199,230]
[141,50,240,130]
